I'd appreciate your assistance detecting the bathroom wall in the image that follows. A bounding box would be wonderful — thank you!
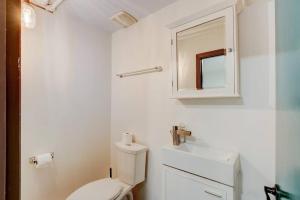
[21,6,111,200]
[111,0,276,200]
[275,0,300,199]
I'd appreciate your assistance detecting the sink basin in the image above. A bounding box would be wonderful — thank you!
[162,143,239,186]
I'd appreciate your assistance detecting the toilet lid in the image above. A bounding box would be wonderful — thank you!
[67,178,123,200]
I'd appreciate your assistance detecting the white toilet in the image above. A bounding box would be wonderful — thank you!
[67,142,147,200]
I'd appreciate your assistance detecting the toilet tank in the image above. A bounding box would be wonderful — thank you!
[115,142,147,186]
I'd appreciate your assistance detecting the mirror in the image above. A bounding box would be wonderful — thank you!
[171,7,239,98]
[177,17,226,90]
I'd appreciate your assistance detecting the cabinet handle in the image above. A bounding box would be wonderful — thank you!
[205,190,223,198]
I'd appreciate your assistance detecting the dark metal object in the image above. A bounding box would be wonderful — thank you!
[265,185,291,200]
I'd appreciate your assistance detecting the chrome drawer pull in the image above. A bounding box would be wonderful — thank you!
[205,190,223,198]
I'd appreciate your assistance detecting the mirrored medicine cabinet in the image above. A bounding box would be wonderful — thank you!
[171,7,239,99]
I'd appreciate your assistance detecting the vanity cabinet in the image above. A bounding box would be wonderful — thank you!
[163,166,236,200]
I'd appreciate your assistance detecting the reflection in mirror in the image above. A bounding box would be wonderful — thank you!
[202,55,225,89]
[196,49,226,89]
[177,17,226,90]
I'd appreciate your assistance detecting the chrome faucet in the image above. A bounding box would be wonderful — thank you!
[171,126,192,146]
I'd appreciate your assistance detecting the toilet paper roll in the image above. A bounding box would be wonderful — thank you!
[35,153,53,168]
[121,133,133,145]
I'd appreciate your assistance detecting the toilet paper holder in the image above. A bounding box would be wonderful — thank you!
[29,152,54,165]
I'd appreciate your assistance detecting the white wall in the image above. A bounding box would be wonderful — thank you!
[21,6,111,200]
[111,0,276,200]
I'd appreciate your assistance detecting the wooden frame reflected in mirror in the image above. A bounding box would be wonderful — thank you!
[196,48,226,89]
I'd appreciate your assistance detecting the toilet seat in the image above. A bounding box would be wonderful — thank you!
[67,178,124,200]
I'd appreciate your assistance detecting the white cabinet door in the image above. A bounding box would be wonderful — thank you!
[163,166,234,200]
[171,6,239,99]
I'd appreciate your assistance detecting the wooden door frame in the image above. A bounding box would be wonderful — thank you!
[5,0,21,199]
[0,0,7,199]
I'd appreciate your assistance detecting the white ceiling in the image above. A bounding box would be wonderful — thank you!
[61,0,177,32]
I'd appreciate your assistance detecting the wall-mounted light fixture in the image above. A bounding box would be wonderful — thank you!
[21,2,36,29]
[21,0,66,29]
[29,0,65,13]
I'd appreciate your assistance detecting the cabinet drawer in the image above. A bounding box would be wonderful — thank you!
[163,166,234,200]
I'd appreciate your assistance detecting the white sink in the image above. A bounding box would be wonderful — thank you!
[162,143,239,186]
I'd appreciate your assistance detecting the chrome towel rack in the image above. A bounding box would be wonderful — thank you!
[116,66,163,78]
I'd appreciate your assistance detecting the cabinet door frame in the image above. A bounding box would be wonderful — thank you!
[171,6,239,99]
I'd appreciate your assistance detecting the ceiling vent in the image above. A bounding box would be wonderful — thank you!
[111,11,138,28]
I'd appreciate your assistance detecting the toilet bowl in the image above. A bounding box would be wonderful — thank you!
[66,178,133,200]
[66,142,147,200]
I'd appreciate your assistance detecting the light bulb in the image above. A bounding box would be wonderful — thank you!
[21,3,36,29]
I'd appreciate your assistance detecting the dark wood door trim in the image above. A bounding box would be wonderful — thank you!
[0,0,7,199]
[6,0,21,199]
[196,49,226,89]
